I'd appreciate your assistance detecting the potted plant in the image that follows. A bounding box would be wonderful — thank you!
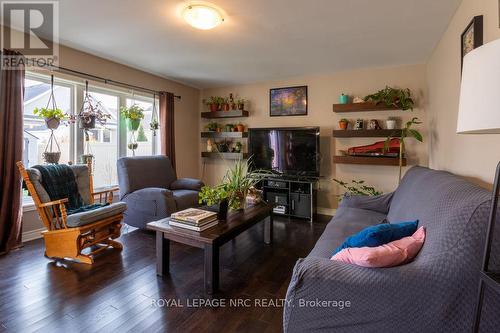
[33,107,70,130]
[364,86,415,111]
[78,95,111,129]
[204,96,221,112]
[338,118,349,130]
[236,123,245,132]
[224,123,234,132]
[206,121,219,132]
[222,98,231,111]
[234,141,243,153]
[150,119,159,132]
[237,99,245,110]
[333,179,382,202]
[385,117,423,183]
[128,142,138,151]
[43,151,61,164]
[229,93,237,110]
[120,104,145,131]
[199,184,230,220]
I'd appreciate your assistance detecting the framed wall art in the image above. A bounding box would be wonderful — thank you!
[269,86,308,117]
[461,15,483,70]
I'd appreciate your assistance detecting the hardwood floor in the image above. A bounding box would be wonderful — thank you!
[0,215,330,333]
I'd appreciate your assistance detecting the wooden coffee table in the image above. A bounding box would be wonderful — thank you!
[147,203,273,294]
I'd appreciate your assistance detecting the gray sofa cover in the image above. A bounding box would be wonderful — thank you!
[117,156,204,229]
[284,166,500,332]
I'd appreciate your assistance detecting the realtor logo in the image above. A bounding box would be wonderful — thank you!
[1,1,59,68]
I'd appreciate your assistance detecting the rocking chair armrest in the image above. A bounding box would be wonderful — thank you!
[92,187,119,204]
[92,187,120,196]
[39,198,69,208]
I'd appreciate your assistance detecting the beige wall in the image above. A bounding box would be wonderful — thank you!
[4,26,202,236]
[201,64,428,211]
[426,0,500,188]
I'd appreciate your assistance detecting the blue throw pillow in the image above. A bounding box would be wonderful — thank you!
[333,220,419,255]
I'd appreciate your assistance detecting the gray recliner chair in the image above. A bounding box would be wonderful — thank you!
[117,156,204,229]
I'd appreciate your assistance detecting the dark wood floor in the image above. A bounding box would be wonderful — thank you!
[0,215,330,333]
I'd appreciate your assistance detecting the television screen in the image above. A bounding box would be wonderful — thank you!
[248,127,320,177]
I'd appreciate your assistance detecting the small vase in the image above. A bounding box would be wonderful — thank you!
[386,119,397,130]
[339,121,348,130]
[127,118,141,131]
[218,199,229,220]
[339,94,349,104]
[236,124,244,132]
[45,117,60,130]
[223,104,230,111]
[237,103,244,111]
[210,103,218,112]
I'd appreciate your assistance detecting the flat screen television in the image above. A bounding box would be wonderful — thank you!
[248,127,320,177]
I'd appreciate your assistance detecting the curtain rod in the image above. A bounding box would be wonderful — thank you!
[43,64,181,99]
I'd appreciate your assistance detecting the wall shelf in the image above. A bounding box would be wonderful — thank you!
[333,155,406,166]
[201,110,249,119]
[332,102,399,113]
[201,152,248,159]
[201,132,248,138]
[332,129,403,138]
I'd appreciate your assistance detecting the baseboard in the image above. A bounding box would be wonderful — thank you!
[22,227,45,243]
[317,207,337,216]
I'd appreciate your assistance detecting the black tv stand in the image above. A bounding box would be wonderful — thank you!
[257,176,317,222]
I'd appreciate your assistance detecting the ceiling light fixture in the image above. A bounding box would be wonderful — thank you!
[182,2,224,30]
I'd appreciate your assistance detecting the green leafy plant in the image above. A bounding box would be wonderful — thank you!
[199,158,271,210]
[333,179,382,201]
[206,121,219,131]
[364,86,415,111]
[120,104,145,120]
[385,117,423,182]
[33,107,68,120]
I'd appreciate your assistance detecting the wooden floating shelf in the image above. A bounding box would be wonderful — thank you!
[201,132,248,138]
[201,152,248,160]
[333,155,406,166]
[201,110,249,118]
[332,102,399,113]
[332,129,403,138]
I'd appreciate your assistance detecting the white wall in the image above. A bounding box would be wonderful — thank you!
[426,0,500,188]
[201,64,428,211]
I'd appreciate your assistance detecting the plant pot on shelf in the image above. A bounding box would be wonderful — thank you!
[339,120,349,130]
[231,103,237,110]
[237,103,244,111]
[79,115,96,129]
[236,124,245,132]
[223,103,230,111]
[127,118,141,131]
[43,152,61,164]
[209,103,218,112]
[45,117,61,130]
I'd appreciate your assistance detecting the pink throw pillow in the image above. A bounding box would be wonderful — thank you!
[331,227,426,268]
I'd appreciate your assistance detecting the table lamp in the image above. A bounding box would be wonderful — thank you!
[457,38,500,331]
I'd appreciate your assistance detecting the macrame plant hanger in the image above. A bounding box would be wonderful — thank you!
[128,90,138,156]
[43,75,61,164]
[151,93,159,137]
[81,80,94,165]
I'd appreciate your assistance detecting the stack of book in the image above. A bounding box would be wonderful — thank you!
[169,208,218,231]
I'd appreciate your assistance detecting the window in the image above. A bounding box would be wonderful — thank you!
[85,91,119,188]
[22,72,161,200]
[125,98,160,157]
[23,77,73,168]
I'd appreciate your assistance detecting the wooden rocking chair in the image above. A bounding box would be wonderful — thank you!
[17,160,126,264]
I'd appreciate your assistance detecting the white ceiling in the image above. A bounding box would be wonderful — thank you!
[18,0,462,88]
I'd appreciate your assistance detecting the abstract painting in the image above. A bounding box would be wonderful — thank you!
[270,86,308,117]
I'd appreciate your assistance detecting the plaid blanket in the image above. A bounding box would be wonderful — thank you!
[33,164,84,211]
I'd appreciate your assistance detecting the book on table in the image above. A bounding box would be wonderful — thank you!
[170,208,218,225]
[168,220,218,232]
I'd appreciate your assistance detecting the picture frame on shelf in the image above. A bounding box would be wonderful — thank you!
[269,86,308,117]
[461,15,483,70]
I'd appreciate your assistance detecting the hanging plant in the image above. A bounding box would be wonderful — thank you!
[136,124,148,142]
[150,93,160,135]
[35,75,73,130]
[120,104,144,131]
[78,81,112,129]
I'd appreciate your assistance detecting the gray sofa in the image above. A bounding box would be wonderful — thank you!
[284,166,500,332]
[117,156,204,229]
